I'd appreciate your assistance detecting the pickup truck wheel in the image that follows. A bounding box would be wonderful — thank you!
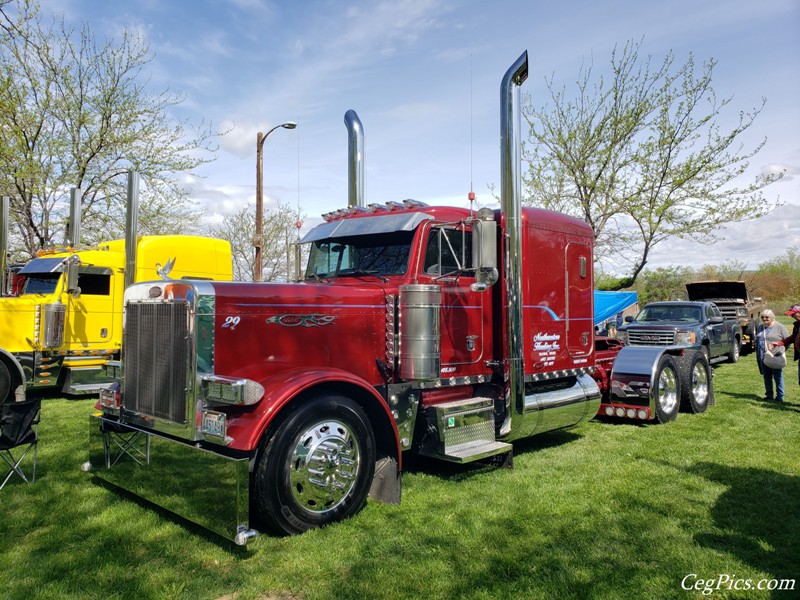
[727,338,740,363]
[253,394,376,536]
[653,355,680,423]
[679,350,712,413]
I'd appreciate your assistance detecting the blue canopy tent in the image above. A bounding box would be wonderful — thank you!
[594,290,638,326]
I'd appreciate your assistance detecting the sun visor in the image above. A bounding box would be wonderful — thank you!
[18,257,66,274]
[300,212,433,244]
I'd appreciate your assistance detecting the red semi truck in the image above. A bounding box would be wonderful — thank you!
[86,51,713,544]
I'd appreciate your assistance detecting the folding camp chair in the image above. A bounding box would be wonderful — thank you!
[100,419,150,468]
[0,398,41,489]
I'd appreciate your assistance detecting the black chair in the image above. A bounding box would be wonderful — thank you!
[0,398,41,489]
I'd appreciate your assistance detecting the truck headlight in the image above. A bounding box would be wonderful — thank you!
[617,331,627,344]
[675,332,696,345]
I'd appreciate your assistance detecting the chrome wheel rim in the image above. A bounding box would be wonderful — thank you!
[288,419,360,514]
[691,363,709,406]
[658,367,678,414]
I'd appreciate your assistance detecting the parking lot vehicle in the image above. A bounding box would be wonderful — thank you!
[0,177,233,404]
[617,300,741,364]
[685,280,766,353]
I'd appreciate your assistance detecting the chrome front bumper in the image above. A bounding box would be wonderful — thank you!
[86,413,256,545]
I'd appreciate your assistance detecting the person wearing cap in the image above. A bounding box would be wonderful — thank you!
[756,309,789,401]
[769,304,800,395]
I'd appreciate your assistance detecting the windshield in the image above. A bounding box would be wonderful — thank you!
[22,273,61,295]
[305,230,414,279]
[636,305,701,323]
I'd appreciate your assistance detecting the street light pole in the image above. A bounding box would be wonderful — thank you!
[255,121,297,281]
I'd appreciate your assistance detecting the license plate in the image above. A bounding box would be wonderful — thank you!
[202,411,226,438]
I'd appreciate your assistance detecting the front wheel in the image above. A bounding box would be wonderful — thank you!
[653,355,680,424]
[0,360,14,406]
[253,395,376,536]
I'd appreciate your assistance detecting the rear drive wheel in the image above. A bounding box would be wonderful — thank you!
[678,350,712,413]
[253,395,376,535]
[727,338,740,363]
[653,355,680,424]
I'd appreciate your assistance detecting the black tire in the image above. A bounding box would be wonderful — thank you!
[700,344,711,363]
[653,355,680,424]
[678,350,712,413]
[0,360,13,406]
[253,394,376,536]
[727,337,740,363]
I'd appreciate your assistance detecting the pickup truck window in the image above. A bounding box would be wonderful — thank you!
[636,305,701,323]
[305,230,414,279]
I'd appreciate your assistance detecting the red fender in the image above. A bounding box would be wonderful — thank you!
[224,367,401,461]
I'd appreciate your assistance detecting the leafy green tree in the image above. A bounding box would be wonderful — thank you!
[630,265,693,304]
[523,39,781,289]
[0,0,219,259]
[207,202,306,282]
[757,245,800,304]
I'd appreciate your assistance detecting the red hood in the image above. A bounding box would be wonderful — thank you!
[209,281,389,386]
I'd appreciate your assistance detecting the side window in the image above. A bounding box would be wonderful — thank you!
[77,273,111,295]
[423,228,472,277]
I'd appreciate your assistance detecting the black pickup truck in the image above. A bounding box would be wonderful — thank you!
[617,300,742,364]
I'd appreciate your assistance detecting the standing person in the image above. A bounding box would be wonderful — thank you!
[769,304,800,396]
[757,309,789,402]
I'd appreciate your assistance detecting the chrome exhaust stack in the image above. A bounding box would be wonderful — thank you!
[500,51,528,433]
[123,171,140,291]
[344,109,365,207]
[67,187,82,247]
[0,196,8,296]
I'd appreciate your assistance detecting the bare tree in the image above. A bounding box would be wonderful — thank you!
[523,39,782,288]
[0,0,220,258]
[208,202,306,282]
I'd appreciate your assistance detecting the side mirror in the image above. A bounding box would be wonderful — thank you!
[471,208,497,292]
[65,255,81,297]
[625,315,634,323]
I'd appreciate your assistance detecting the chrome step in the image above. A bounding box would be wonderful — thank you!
[419,397,512,463]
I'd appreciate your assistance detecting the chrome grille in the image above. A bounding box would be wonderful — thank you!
[627,330,675,346]
[123,301,190,423]
[716,306,738,320]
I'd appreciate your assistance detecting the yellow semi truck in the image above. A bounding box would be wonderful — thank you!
[0,174,233,404]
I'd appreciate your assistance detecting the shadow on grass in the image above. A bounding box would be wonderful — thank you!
[724,390,800,415]
[690,462,800,582]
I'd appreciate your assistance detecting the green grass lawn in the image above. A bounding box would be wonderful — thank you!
[1,351,798,600]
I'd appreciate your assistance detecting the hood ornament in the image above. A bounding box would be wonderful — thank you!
[156,257,176,280]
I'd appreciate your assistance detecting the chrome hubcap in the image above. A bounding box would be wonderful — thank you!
[288,419,360,513]
[658,367,678,413]
[691,363,709,406]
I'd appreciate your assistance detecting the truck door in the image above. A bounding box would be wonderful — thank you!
[65,268,115,348]
[422,226,485,369]
[706,303,726,355]
[565,242,592,357]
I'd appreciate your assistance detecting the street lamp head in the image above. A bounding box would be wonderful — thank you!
[282,122,297,130]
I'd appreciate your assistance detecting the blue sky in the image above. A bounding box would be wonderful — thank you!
[43,0,800,272]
